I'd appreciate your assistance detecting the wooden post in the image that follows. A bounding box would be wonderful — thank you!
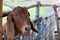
[0,0,2,40]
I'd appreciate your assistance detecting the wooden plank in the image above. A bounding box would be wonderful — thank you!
[0,0,2,40]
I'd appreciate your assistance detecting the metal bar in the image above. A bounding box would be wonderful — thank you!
[41,4,60,7]
[53,5,60,40]
[26,3,60,9]
[35,1,41,40]
[22,3,60,8]
[3,2,60,9]
[36,2,40,19]
[3,2,60,17]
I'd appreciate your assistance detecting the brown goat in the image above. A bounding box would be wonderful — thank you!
[3,6,38,40]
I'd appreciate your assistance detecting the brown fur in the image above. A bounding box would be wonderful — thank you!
[3,6,38,40]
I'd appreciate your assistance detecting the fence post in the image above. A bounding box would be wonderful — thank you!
[36,1,41,40]
[0,0,2,40]
[53,5,60,40]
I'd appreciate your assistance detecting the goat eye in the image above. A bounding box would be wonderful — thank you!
[13,14,17,17]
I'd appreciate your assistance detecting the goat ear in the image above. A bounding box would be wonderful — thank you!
[6,13,15,40]
[30,21,39,33]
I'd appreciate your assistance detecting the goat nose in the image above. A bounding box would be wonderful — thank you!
[25,28,30,32]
